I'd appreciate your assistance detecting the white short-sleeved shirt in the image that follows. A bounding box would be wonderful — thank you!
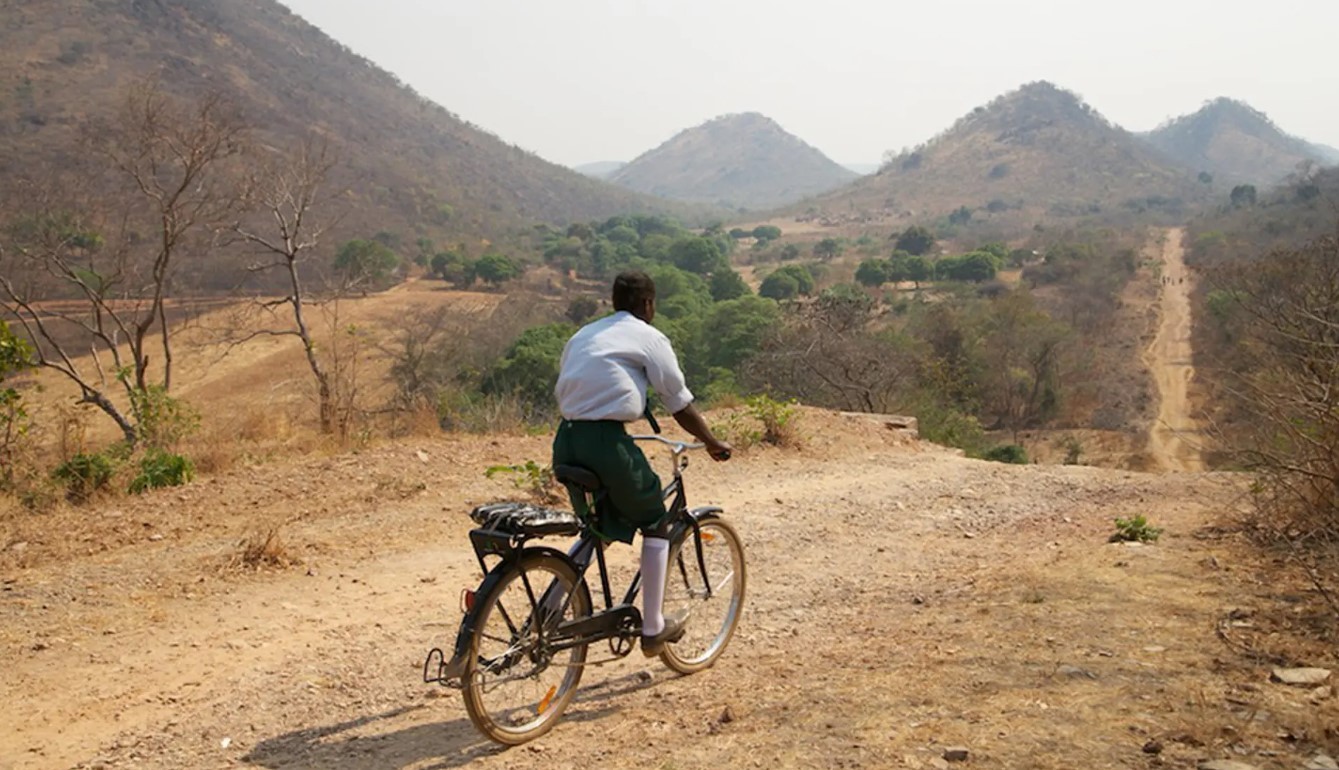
[555,311,694,422]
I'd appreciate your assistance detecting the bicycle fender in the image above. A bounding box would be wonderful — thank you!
[444,546,577,672]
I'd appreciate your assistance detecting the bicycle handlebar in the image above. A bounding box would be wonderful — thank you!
[630,434,704,452]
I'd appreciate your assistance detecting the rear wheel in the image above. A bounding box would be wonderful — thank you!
[660,516,746,674]
[462,551,591,745]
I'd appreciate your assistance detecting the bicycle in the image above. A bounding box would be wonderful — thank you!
[423,435,747,745]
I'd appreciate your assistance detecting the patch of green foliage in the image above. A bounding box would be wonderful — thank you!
[1110,514,1162,543]
[129,449,195,494]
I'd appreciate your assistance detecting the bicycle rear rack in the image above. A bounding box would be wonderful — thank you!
[423,647,466,688]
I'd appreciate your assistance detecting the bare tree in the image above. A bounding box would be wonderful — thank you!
[230,139,344,432]
[0,81,246,445]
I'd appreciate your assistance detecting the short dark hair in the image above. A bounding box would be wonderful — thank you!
[612,270,656,312]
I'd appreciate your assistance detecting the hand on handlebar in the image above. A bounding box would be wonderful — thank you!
[708,440,733,462]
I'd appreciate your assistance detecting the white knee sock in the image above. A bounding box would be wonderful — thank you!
[640,536,670,636]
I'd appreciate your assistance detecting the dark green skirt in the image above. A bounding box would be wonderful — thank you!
[552,420,667,543]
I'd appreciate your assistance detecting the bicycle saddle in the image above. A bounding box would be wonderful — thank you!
[553,464,601,493]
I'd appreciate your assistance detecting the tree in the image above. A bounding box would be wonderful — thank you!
[669,236,726,276]
[231,138,344,434]
[484,323,576,414]
[937,252,998,282]
[334,239,399,289]
[1230,184,1257,208]
[813,238,843,260]
[474,253,520,287]
[759,271,800,300]
[0,81,246,445]
[566,296,600,325]
[901,255,931,288]
[894,225,936,256]
[780,244,801,261]
[752,225,782,242]
[856,258,889,288]
[0,320,33,487]
[704,295,779,370]
[710,268,750,302]
[948,206,973,226]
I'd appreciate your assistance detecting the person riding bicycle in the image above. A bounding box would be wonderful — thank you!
[553,270,732,656]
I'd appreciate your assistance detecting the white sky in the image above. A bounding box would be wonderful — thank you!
[278,0,1339,168]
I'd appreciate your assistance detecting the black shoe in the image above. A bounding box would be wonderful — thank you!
[641,612,687,657]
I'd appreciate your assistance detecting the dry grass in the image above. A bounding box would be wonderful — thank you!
[228,526,300,571]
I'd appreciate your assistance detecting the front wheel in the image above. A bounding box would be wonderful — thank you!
[462,550,591,745]
[660,516,746,674]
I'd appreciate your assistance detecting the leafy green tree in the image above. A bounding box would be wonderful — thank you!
[752,225,782,242]
[902,255,931,288]
[604,225,640,245]
[759,271,800,300]
[704,295,779,370]
[484,323,576,412]
[474,253,520,286]
[780,244,801,261]
[334,239,399,288]
[937,252,998,282]
[710,268,751,302]
[894,225,936,256]
[647,264,712,320]
[856,258,890,287]
[566,296,601,325]
[669,236,726,276]
[813,238,843,260]
[778,264,816,295]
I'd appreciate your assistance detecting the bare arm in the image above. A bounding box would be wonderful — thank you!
[671,403,732,461]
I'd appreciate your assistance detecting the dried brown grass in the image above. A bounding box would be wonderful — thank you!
[228,526,300,571]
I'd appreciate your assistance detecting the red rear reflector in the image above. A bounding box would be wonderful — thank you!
[461,588,476,613]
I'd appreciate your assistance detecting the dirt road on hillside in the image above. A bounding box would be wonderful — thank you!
[1144,228,1205,472]
[6,410,1331,770]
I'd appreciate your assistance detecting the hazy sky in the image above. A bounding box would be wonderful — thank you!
[279,0,1339,168]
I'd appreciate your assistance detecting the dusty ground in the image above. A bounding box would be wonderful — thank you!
[2,234,1336,769]
[1144,230,1206,472]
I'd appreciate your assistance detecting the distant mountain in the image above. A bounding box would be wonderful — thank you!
[1143,98,1330,185]
[608,113,858,210]
[574,161,627,179]
[801,82,1202,226]
[1303,141,1339,166]
[0,0,708,264]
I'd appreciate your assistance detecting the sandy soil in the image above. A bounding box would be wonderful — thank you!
[1144,229,1206,472]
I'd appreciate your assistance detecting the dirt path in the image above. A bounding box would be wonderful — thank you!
[1144,228,1205,472]
[5,409,1335,769]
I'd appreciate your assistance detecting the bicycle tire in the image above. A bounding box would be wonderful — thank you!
[462,550,591,745]
[660,516,746,674]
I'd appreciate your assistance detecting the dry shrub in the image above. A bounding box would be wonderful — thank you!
[229,526,300,570]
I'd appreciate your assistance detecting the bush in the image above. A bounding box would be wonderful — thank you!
[982,444,1028,464]
[129,449,195,494]
[747,394,801,447]
[1110,515,1161,543]
[53,452,116,503]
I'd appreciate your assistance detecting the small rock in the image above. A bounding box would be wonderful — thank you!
[1057,665,1098,680]
[10,541,28,553]
[1306,756,1339,770]
[416,450,430,463]
[31,641,49,652]
[636,670,653,683]
[220,737,232,749]
[1198,761,1259,770]
[1310,685,1333,702]
[943,746,969,762]
[148,533,164,542]
[911,595,926,605]
[929,759,950,770]
[718,706,735,724]
[1142,739,1163,754]
[1143,645,1166,653]
[1271,667,1332,686]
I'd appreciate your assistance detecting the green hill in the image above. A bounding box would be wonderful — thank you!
[1143,98,1330,186]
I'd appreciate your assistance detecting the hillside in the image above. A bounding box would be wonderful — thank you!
[798,82,1204,229]
[574,161,627,179]
[609,112,858,210]
[1143,98,1331,186]
[0,0,710,256]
